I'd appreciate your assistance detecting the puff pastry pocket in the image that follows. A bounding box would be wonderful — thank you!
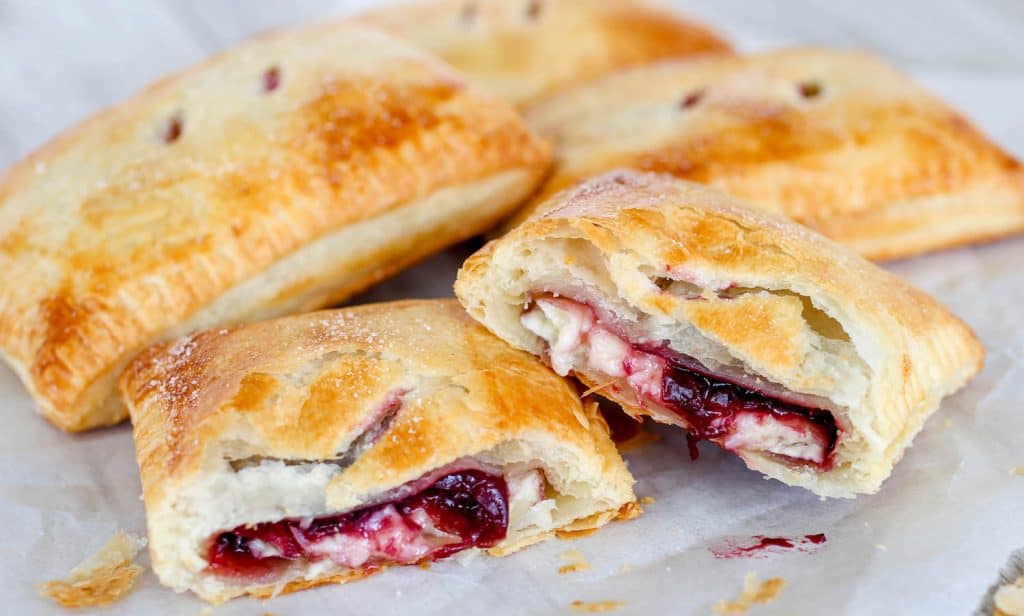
[357,0,730,107]
[517,49,1024,259]
[120,299,635,603]
[456,170,984,498]
[0,23,551,431]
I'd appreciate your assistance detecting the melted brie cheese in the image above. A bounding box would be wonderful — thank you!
[723,413,826,464]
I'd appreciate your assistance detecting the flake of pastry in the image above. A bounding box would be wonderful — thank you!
[456,170,984,497]
[38,531,146,608]
[119,300,636,602]
[558,549,591,574]
[570,600,627,613]
[712,573,785,614]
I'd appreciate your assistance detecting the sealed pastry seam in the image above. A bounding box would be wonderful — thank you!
[456,170,984,497]
[0,22,550,431]
[119,300,635,602]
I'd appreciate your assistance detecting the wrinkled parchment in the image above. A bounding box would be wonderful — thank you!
[2,11,1023,616]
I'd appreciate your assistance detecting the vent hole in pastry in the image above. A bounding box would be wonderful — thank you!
[797,80,824,99]
[680,90,704,110]
[461,1,477,24]
[159,111,184,144]
[262,66,281,93]
[525,0,544,21]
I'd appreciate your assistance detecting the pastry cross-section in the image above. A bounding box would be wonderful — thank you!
[515,49,1024,259]
[357,0,731,108]
[120,300,635,602]
[0,22,550,431]
[456,170,984,497]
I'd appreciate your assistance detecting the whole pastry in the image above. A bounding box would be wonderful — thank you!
[514,49,1024,260]
[0,22,550,431]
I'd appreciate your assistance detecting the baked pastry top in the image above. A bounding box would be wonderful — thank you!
[358,0,731,107]
[516,49,1024,259]
[120,299,635,602]
[0,22,550,431]
[457,170,984,497]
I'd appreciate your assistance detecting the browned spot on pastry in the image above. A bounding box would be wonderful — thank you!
[38,531,144,608]
[902,355,913,379]
[231,373,280,414]
[289,79,458,188]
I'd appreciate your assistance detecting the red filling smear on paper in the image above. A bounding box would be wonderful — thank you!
[709,534,827,559]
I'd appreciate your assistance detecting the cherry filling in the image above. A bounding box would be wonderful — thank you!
[206,470,508,582]
[651,347,838,467]
[522,297,839,468]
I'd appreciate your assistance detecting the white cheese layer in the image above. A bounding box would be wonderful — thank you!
[722,413,826,464]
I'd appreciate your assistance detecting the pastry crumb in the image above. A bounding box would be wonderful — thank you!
[943,418,953,428]
[713,573,785,614]
[996,574,1024,616]
[417,562,432,570]
[38,531,145,608]
[616,501,643,521]
[199,607,214,616]
[570,600,626,612]
[559,549,591,574]
[1009,467,1024,476]
[619,564,631,573]
[874,544,887,551]
[639,496,656,505]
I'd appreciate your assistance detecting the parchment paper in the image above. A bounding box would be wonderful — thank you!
[2,4,1023,615]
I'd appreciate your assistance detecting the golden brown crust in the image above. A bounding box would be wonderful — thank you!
[121,299,635,601]
[516,49,1024,259]
[456,170,985,496]
[0,22,550,431]
[357,0,731,107]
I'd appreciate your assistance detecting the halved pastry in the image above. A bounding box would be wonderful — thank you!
[0,22,550,431]
[456,170,984,497]
[120,299,636,602]
[356,0,731,108]
[514,49,1024,259]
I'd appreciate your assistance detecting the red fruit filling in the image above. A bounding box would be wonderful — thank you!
[650,343,838,467]
[523,297,838,467]
[206,469,508,582]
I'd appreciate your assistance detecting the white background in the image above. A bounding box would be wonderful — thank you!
[1,2,1022,615]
